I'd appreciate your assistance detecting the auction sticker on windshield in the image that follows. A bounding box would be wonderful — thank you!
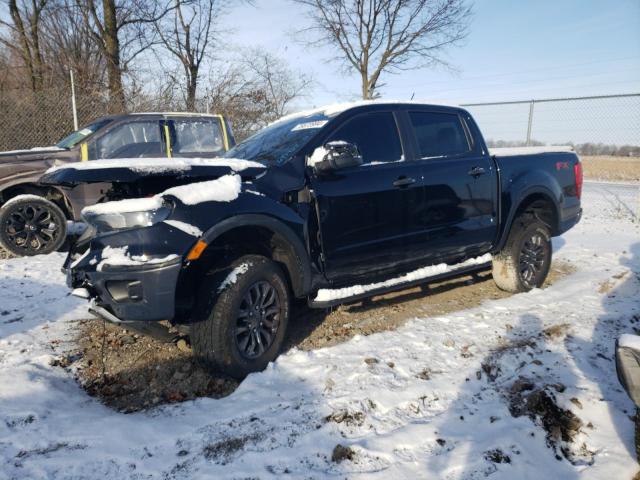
[291,120,328,131]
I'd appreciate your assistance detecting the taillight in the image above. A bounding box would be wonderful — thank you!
[574,162,583,199]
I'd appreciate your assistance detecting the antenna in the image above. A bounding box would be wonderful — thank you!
[410,92,415,100]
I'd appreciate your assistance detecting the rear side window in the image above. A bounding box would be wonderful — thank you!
[172,119,224,154]
[327,112,402,164]
[409,111,470,158]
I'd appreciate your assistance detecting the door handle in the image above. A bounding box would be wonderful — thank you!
[393,176,416,188]
[468,166,486,177]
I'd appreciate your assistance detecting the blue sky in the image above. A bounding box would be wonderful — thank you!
[226,0,640,107]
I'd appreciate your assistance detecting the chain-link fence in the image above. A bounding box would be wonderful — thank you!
[0,86,114,151]
[461,93,640,183]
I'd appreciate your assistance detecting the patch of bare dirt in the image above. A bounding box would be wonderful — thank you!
[66,261,574,412]
[331,444,356,463]
[72,319,238,413]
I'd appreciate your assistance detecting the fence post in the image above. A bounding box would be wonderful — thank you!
[526,100,535,146]
[69,69,78,130]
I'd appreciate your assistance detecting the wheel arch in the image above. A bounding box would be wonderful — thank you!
[174,214,313,323]
[0,182,73,219]
[496,187,560,252]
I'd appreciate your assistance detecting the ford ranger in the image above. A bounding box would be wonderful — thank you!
[40,101,583,378]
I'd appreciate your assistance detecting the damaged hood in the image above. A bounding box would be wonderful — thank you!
[39,157,266,186]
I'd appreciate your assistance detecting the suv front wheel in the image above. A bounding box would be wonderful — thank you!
[191,255,290,379]
[0,195,67,257]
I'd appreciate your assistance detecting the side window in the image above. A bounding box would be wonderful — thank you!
[409,112,470,158]
[94,121,162,159]
[172,119,224,155]
[326,112,402,164]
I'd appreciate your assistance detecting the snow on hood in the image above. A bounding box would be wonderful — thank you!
[81,196,164,217]
[80,173,242,219]
[0,146,65,155]
[45,157,265,174]
[162,174,242,205]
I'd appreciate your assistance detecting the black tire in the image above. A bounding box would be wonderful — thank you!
[492,215,552,293]
[0,195,67,257]
[191,255,290,379]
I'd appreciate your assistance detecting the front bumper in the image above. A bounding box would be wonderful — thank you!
[68,255,182,322]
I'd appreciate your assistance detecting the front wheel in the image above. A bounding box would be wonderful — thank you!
[0,195,67,257]
[191,255,290,379]
[492,216,552,293]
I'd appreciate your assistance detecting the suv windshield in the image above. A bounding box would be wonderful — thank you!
[56,118,113,149]
[224,113,329,165]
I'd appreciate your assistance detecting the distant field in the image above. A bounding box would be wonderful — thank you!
[580,155,640,182]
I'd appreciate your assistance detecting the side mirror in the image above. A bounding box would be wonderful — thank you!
[313,141,363,173]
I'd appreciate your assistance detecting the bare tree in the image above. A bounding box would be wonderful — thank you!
[42,0,106,91]
[203,51,313,140]
[77,0,172,111]
[294,0,472,99]
[242,48,313,121]
[0,0,49,91]
[154,0,220,111]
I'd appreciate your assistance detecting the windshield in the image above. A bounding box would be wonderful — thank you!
[223,113,329,165]
[56,118,113,149]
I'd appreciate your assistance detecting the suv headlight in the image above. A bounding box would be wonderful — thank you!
[81,197,172,233]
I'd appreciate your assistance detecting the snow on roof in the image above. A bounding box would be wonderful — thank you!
[489,146,574,156]
[619,334,640,351]
[46,157,265,174]
[131,112,220,117]
[268,99,462,127]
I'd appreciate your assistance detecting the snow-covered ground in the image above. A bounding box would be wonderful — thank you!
[0,183,639,479]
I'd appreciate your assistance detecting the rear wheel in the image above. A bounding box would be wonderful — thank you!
[191,255,290,379]
[492,216,552,293]
[0,195,67,257]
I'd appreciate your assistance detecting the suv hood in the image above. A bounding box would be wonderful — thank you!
[39,157,266,186]
[0,146,67,163]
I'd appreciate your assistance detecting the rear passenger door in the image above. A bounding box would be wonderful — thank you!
[310,110,424,281]
[405,110,497,264]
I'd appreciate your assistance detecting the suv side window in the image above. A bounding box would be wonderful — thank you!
[326,112,403,164]
[409,111,470,158]
[171,119,224,155]
[93,121,162,159]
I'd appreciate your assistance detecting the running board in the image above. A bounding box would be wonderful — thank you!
[88,299,182,344]
[308,262,491,309]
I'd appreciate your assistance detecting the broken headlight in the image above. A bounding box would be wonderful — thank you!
[81,197,172,233]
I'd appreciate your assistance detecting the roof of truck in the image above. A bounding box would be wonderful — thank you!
[268,100,463,127]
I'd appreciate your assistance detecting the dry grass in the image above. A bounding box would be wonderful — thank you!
[581,155,640,182]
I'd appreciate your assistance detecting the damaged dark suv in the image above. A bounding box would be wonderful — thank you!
[41,102,583,378]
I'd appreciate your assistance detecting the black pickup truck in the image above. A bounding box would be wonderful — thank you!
[41,102,583,378]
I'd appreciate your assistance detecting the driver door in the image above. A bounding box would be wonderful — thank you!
[310,110,423,282]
